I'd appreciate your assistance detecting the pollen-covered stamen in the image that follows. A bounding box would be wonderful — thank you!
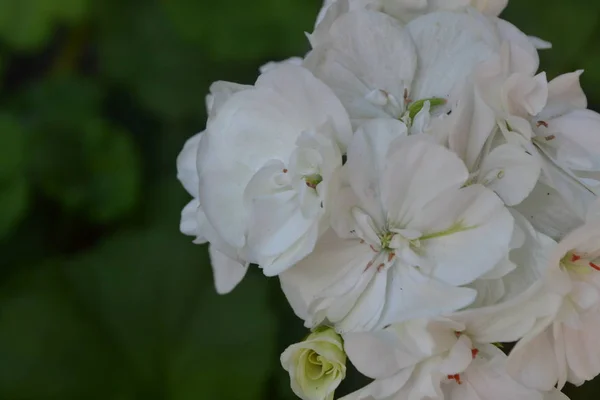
[447,374,462,385]
[537,120,549,128]
[471,348,479,359]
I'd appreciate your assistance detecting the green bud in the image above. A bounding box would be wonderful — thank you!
[281,327,347,400]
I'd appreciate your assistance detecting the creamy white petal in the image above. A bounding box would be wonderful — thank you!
[407,9,499,100]
[176,132,202,197]
[411,184,514,286]
[306,10,417,123]
[540,70,587,120]
[478,143,541,206]
[208,245,249,294]
[383,136,469,225]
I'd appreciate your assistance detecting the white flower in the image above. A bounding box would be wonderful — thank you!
[306,8,504,128]
[281,327,347,400]
[177,80,252,294]
[444,81,541,206]
[280,119,514,332]
[197,64,352,277]
[475,43,599,231]
[314,0,508,33]
[508,200,600,391]
[341,316,567,400]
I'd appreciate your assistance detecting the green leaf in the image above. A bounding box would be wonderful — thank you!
[0,176,29,239]
[503,0,600,78]
[0,262,130,399]
[0,226,277,399]
[0,113,25,181]
[161,0,318,61]
[30,118,140,223]
[0,0,89,50]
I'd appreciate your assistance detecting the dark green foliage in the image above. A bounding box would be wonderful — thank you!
[0,0,598,399]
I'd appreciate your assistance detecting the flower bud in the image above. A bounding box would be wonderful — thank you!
[281,327,346,400]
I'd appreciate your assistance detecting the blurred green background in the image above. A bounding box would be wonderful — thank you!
[0,0,599,399]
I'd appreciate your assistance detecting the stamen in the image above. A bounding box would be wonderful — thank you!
[572,254,581,262]
[388,252,395,262]
[537,121,549,128]
[370,245,378,253]
[544,135,556,141]
[282,169,288,173]
[471,349,479,359]
[364,261,373,272]
[590,262,600,271]
[447,374,462,385]
[377,263,385,272]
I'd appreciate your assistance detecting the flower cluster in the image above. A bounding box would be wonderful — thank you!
[176,1,600,399]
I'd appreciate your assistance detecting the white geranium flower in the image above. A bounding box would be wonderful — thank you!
[177,81,252,294]
[313,0,508,35]
[197,64,352,277]
[281,327,347,400]
[305,8,504,128]
[444,81,540,206]
[508,200,600,391]
[476,43,599,227]
[341,317,568,400]
[280,119,514,332]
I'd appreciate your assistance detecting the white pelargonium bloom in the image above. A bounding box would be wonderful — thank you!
[197,64,352,277]
[281,327,347,400]
[444,81,540,207]
[306,8,507,129]
[314,0,508,33]
[508,200,600,391]
[476,44,599,233]
[341,317,568,400]
[281,119,514,333]
[177,82,252,294]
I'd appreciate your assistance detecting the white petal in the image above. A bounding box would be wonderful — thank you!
[345,119,409,229]
[259,57,303,74]
[341,368,414,400]
[495,18,540,75]
[464,349,544,400]
[412,184,514,286]
[478,143,541,206]
[528,36,552,50]
[515,182,584,241]
[540,70,587,120]
[547,109,600,171]
[306,10,416,123]
[208,245,249,294]
[382,136,469,225]
[207,80,252,117]
[176,132,202,197]
[343,330,404,379]
[502,72,548,117]
[256,64,353,149]
[447,83,497,171]
[508,320,559,391]
[279,230,373,326]
[180,199,207,243]
[407,9,499,100]
[378,265,477,326]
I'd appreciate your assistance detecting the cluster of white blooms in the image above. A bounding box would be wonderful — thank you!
[177,0,600,399]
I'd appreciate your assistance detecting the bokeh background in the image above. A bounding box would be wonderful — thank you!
[0,0,599,399]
